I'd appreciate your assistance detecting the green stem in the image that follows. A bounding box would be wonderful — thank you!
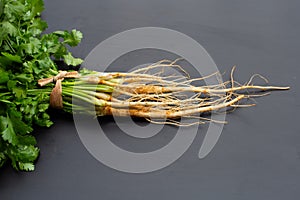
[4,39,16,54]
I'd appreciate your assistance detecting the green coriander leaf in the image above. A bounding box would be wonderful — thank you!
[15,144,39,162]
[27,18,48,36]
[22,61,34,74]
[0,21,18,36]
[38,103,49,112]
[15,73,33,83]
[18,135,37,146]
[3,0,25,21]
[0,151,6,168]
[63,52,83,66]
[9,108,33,135]
[20,37,41,54]
[18,162,34,171]
[54,29,83,46]
[1,52,22,63]
[65,29,83,46]
[7,80,16,90]
[0,68,9,84]
[34,113,53,127]
[7,80,26,99]
[27,0,44,18]
[13,87,26,98]
[0,115,18,145]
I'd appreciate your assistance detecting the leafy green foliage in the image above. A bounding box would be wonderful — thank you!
[0,0,83,171]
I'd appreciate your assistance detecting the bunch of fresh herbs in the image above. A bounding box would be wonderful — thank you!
[0,0,83,171]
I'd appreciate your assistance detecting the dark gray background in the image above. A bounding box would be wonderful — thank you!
[1,0,300,199]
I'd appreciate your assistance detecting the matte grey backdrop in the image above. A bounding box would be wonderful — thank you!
[0,0,299,199]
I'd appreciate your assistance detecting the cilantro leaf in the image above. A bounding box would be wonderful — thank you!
[1,52,22,63]
[63,52,83,66]
[18,162,35,171]
[0,115,18,145]
[0,21,18,36]
[0,68,9,84]
[54,29,83,46]
[27,0,44,19]
[9,108,33,135]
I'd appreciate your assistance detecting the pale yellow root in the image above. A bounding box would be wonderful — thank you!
[81,59,289,125]
[101,95,245,119]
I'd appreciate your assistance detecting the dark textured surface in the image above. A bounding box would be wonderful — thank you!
[1,0,300,199]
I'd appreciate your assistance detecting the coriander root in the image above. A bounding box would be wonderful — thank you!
[46,59,290,125]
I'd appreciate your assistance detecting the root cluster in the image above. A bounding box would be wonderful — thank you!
[61,59,289,125]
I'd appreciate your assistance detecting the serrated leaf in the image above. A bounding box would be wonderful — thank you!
[13,87,26,98]
[33,112,53,127]
[54,29,83,46]
[28,18,48,36]
[7,80,16,90]
[9,108,33,135]
[16,144,39,162]
[20,37,41,54]
[0,116,8,131]
[1,52,22,63]
[63,52,83,66]
[22,61,34,74]
[15,73,33,83]
[64,29,83,46]
[0,115,18,145]
[0,68,9,84]
[38,103,49,112]
[18,162,34,171]
[3,0,25,21]
[7,81,26,99]
[0,21,18,36]
[0,152,6,168]
[28,0,44,18]
[18,135,37,146]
